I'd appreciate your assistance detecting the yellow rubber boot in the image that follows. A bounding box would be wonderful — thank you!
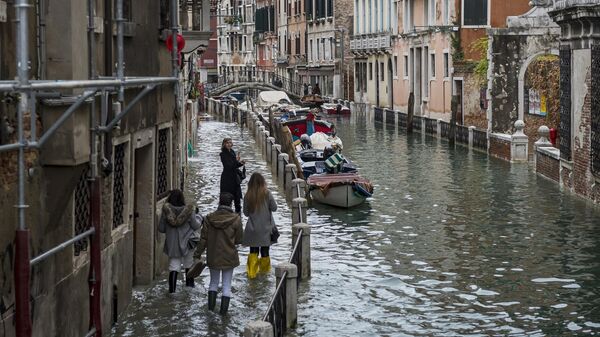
[247,253,259,279]
[259,257,271,274]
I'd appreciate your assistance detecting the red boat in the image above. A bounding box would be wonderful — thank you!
[282,117,334,140]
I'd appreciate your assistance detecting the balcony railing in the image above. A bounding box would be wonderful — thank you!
[350,33,392,52]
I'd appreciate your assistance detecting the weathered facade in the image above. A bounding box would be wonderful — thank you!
[255,0,277,73]
[217,0,257,81]
[305,0,354,99]
[0,0,206,336]
[488,0,560,133]
[548,0,600,203]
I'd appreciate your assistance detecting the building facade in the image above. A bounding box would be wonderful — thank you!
[0,1,207,335]
[217,0,257,82]
[255,0,277,74]
[305,0,354,99]
[352,0,530,121]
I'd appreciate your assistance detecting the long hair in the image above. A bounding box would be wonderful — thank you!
[167,189,186,207]
[244,172,268,213]
[221,137,232,153]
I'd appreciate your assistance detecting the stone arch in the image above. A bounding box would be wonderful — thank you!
[518,49,559,121]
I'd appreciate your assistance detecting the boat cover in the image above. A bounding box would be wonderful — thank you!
[307,173,374,196]
[257,91,292,107]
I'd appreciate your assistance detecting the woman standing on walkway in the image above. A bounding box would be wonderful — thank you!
[220,138,245,213]
[158,189,200,293]
[243,172,277,279]
[195,192,243,314]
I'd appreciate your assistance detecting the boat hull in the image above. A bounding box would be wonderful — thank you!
[309,184,367,208]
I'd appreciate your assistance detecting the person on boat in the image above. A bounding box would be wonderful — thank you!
[243,172,278,279]
[220,138,245,214]
[158,189,200,293]
[194,192,243,314]
[308,84,313,96]
[328,128,343,152]
[323,145,345,173]
[299,133,313,150]
[306,109,316,136]
[303,83,309,96]
[313,83,321,96]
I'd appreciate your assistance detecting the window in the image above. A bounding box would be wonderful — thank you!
[74,167,90,256]
[310,39,313,61]
[430,53,436,78]
[380,62,384,81]
[429,0,436,26]
[424,0,429,26]
[403,0,410,32]
[394,56,398,77]
[369,62,373,80]
[424,47,429,97]
[404,55,409,77]
[113,142,127,228]
[306,0,313,19]
[463,0,489,26]
[157,128,169,198]
[444,52,449,78]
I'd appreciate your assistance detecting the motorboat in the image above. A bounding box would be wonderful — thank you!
[322,103,351,115]
[307,172,373,208]
[282,118,334,140]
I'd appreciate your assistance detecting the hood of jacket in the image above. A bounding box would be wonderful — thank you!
[205,206,240,229]
[162,203,194,227]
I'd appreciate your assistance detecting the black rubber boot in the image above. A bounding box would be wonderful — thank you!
[220,296,230,315]
[208,291,217,311]
[168,271,178,293]
[185,268,195,287]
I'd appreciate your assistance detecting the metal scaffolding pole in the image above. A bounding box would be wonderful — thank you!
[116,0,125,102]
[14,0,33,335]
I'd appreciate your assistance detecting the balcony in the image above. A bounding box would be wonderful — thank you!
[350,33,393,54]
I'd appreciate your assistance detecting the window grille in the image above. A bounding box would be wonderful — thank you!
[559,45,571,161]
[157,128,169,197]
[591,43,600,176]
[113,143,126,229]
[74,167,90,256]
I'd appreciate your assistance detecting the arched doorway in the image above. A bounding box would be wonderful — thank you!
[387,57,394,108]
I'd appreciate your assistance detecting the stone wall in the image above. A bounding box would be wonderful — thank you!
[489,135,512,161]
[536,148,560,182]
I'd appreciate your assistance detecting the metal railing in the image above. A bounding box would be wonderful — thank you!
[208,69,304,97]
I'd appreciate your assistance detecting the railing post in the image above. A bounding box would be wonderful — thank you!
[244,321,274,337]
[292,223,311,279]
[277,153,289,187]
[437,118,443,138]
[291,197,308,225]
[258,126,266,153]
[291,178,306,199]
[468,126,475,148]
[266,137,275,164]
[285,164,297,200]
[255,121,262,139]
[228,104,233,121]
[262,131,270,160]
[272,144,281,174]
[275,263,298,329]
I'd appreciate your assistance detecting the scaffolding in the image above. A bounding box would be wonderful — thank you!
[0,0,183,336]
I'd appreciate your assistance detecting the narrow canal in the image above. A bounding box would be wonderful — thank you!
[112,113,600,336]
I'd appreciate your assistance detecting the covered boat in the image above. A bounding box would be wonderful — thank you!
[307,172,374,208]
[282,118,334,140]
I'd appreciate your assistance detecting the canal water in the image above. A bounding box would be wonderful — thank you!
[112,113,600,336]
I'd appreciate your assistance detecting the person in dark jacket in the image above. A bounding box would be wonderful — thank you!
[243,173,277,278]
[312,83,321,95]
[195,192,243,314]
[220,138,246,213]
[158,189,200,293]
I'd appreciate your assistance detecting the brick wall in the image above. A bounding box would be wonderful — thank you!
[572,67,594,199]
[536,150,560,182]
[489,136,511,161]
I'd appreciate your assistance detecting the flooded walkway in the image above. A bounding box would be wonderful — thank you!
[112,114,600,336]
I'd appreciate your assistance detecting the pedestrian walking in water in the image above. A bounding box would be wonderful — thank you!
[243,172,278,279]
[194,192,243,314]
[158,189,200,293]
[220,137,245,213]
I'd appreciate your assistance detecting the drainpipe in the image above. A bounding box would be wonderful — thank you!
[35,0,46,79]
[14,0,32,336]
[116,0,125,102]
[170,0,180,113]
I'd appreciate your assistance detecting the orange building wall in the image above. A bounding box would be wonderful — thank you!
[457,0,530,61]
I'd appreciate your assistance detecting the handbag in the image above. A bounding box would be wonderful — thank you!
[236,165,246,182]
[270,225,280,244]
